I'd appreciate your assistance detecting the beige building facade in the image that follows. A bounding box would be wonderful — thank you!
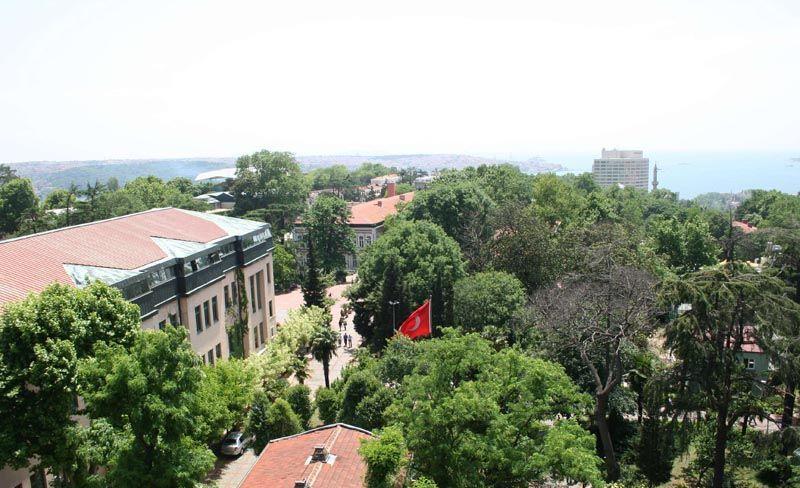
[0,209,276,488]
[592,148,650,190]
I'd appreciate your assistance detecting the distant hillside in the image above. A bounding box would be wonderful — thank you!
[9,154,565,196]
[9,158,234,196]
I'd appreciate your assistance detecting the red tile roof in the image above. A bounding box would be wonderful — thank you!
[0,208,227,306]
[733,221,757,234]
[348,192,414,226]
[239,424,374,488]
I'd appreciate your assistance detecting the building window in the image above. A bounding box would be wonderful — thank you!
[256,271,264,310]
[195,306,203,334]
[365,236,372,245]
[216,343,222,359]
[253,326,260,349]
[259,322,265,345]
[358,235,364,248]
[271,327,276,337]
[203,301,211,329]
[224,285,231,309]
[158,319,167,330]
[169,313,178,326]
[268,300,273,318]
[746,358,755,370]
[207,350,214,365]
[266,263,272,284]
[250,275,256,313]
[212,296,219,322]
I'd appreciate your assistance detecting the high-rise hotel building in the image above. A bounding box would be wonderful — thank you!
[592,148,649,190]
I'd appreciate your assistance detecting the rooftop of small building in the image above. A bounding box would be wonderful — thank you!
[239,423,374,488]
[347,192,414,226]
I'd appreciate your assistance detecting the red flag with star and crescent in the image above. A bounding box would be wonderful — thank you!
[397,300,432,339]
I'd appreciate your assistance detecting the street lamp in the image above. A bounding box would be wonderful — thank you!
[389,300,399,330]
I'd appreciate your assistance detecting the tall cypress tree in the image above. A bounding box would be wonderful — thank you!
[374,257,408,350]
[302,236,326,308]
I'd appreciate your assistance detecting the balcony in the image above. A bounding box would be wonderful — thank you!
[241,238,273,266]
[130,278,179,317]
[183,260,225,294]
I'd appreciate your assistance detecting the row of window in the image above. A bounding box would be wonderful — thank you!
[195,296,220,334]
[157,313,179,330]
[121,265,179,300]
[242,229,270,250]
[202,343,223,365]
[253,321,266,350]
[195,269,274,336]
[356,234,373,249]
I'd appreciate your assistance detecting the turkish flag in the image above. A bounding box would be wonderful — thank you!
[397,300,432,339]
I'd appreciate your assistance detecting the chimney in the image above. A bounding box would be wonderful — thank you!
[376,200,382,207]
[294,481,308,488]
[312,445,329,462]
[386,182,397,198]
[399,194,405,201]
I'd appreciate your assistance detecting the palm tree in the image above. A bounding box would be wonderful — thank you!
[311,326,339,388]
[292,355,310,385]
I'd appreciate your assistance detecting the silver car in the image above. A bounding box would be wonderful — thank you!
[220,430,251,456]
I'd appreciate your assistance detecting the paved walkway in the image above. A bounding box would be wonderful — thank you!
[204,449,257,488]
[275,282,362,393]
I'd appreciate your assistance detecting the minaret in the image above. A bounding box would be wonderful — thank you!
[652,164,659,191]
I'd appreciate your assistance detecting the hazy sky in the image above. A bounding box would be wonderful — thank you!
[1,0,798,162]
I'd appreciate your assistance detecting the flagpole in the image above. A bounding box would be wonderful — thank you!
[429,294,433,336]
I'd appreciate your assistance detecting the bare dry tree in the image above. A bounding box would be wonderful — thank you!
[532,244,658,480]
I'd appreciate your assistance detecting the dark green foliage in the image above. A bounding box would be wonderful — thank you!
[635,418,676,485]
[489,204,565,292]
[0,163,17,185]
[662,263,800,488]
[405,180,495,267]
[347,219,466,350]
[647,215,719,272]
[283,384,313,429]
[0,177,38,236]
[385,332,603,487]
[0,282,140,480]
[79,326,216,487]
[359,425,408,488]
[315,387,340,425]
[247,395,302,453]
[302,237,326,308]
[452,271,525,346]
[302,194,355,274]
[338,370,384,427]
[198,358,256,445]
[273,243,299,293]
[231,150,309,233]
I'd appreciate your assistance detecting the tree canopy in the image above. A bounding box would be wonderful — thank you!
[347,219,466,349]
[0,282,140,482]
[302,194,355,274]
[231,150,309,233]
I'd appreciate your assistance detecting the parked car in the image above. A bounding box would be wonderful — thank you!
[220,430,251,456]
